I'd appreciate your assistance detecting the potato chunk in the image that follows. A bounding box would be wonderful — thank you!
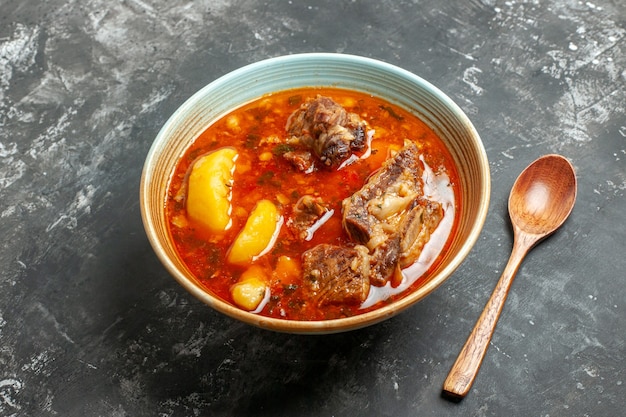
[186,147,238,232]
[231,265,268,311]
[227,200,283,265]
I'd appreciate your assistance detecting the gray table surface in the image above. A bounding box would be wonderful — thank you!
[1,1,624,416]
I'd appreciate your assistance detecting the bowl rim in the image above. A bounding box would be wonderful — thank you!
[140,52,491,334]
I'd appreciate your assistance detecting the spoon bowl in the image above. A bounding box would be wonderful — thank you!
[509,155,577,238]
[443,154,577,400]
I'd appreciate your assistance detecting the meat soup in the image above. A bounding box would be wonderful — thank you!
[166,88,460,320]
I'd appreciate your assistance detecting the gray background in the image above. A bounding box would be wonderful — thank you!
[1,0,624,416]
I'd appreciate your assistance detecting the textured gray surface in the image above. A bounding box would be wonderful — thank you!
[1,0,625,416]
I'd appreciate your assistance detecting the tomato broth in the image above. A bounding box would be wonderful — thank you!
[166,88,460,320]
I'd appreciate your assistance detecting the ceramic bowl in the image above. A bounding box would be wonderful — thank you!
[140,53,490,334]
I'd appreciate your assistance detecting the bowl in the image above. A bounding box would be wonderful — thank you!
[140,53,490,334]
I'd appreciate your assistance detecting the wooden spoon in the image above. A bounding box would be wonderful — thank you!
[442,154,577,400]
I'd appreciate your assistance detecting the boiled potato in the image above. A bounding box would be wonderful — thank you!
[231,265,268,311]
[186,147,238,232]
[227,200,282,265]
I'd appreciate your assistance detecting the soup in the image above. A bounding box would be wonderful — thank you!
[166,88,460,321]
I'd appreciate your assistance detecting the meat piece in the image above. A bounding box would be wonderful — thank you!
[288,195,334,241]
[341,140,443,286]
[286,96,368,168]
[302,244,370,306]
[398,197,444,267]
[342,141,424,245]
[368,235,401,286]
[366,198,443,283]
[283,150,315,173]
[299,140,445,308]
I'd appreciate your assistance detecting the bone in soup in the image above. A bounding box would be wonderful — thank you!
[166,88,460,321]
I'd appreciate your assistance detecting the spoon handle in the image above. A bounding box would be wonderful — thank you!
[442,233,535,400]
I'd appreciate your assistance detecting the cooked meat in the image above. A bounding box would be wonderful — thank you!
[368,235,401,286]
[283,150,315,173]
[342,140,424,245]
[302,244,370,306]
[288,195,333,241]
[285,95,368,168]
[358,198,443,284]
[299,140,444,307]
[341,140,443,286]
[398,197,444,267]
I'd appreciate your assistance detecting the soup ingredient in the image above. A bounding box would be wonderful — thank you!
[286,95,368,169]
[343,140,424,244]
[231,265,268,311]
[288,195,334,241]
[397,197,444,268]
[299,141,444,304]
[302,244,371,306]
[186,147,238,232]
[282,149,315,173]
[273,255,301,286]
[227,199,283,265]
[342,141,443,284]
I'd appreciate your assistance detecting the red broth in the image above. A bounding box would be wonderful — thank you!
[166,88,460,320]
